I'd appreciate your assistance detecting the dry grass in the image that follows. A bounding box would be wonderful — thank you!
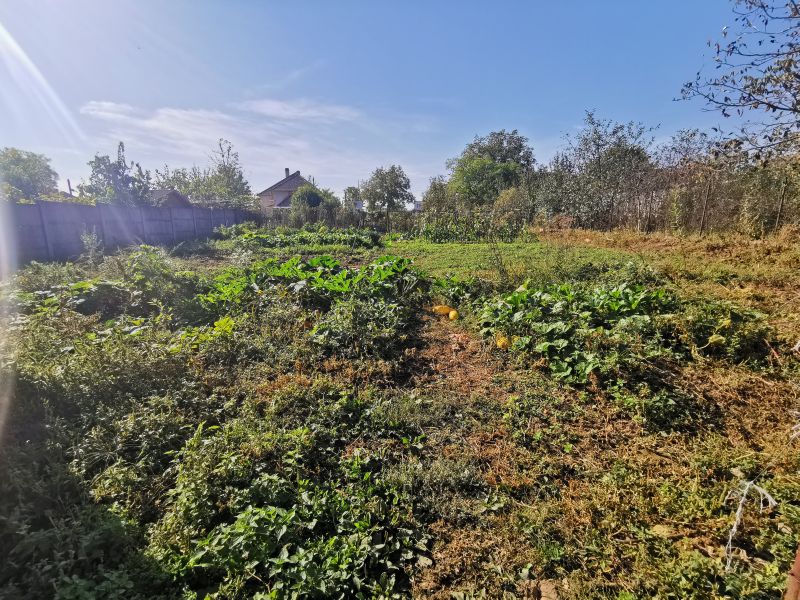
[542,228,800,342]
[399,291,800,598]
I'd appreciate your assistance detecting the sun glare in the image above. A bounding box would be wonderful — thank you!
[0,20,84,144]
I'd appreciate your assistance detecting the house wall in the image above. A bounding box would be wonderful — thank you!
[259,187,296,211]
[259,191,276,210]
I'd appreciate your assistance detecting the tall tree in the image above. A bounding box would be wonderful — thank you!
[343,186,362,209]
[447,129,535,208]
[552,112,654,229]
[80,142,152,206]
[154,139,254,209]
[683,0,800,158]
[207,139,253,208]
[421,175,450,215]
[448,156,520,208]
[360,165,414,230]
[455,129,535,171]
[0,147,58,202]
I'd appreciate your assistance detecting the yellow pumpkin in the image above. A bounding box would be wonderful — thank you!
[448,310,459,321]
[496,335,510,350]
[432,304,453,315]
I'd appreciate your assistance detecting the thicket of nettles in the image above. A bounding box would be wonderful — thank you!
[0,233,791,598]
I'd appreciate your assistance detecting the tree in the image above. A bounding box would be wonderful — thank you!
[154,140,255,209]
[654,129,718,233]
[421,175,450,215]
[289,184,340,225]
[80,142,151,206]
[448,156,520,208]
[545,112,654,229]
[154,165,202,200]
[207,139,253,208]
[683,0,800,157]
[291,183,326,208]
[454,129,535,171]
[360,165,414,230]
[0,147,58,202]
[446,129,535,208]
[343,186,362,209]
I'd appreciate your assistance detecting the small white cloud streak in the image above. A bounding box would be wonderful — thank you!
[250,60,329,93]
[235,98,361,123]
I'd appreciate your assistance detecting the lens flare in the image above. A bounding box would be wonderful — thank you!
[0,15,86,446]
[0,20,84,143]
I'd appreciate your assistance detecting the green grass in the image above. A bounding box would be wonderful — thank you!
[384,239,641,285]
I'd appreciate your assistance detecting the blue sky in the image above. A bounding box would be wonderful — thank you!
[1,0,733,197]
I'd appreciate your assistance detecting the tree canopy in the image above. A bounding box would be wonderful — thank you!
[454,129,535,171]
[361,165,414,215]
[80,142,152,206]
[154,139,254,209]
[0,147,59,202]
[683,0,800,158]
[446,129,535,207]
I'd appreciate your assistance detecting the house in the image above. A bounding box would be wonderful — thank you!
[149,189,192,208]
[257,168,310,212]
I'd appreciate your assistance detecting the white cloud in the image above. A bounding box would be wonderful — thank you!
[80,101,139,120]
[235,98,361,123]
[78,97,440,196]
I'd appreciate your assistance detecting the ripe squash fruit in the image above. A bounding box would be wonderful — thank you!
[448,310,459,321]
[496,335,510,350]
[432,305,453,315]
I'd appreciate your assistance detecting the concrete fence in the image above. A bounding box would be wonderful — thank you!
[6,201,260,263]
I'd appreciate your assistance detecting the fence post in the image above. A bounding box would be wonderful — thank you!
[37,202,55,260]
[98,204,109,248]
[169,208,177,243]
[699,175,712,236]
[139,207,147,244]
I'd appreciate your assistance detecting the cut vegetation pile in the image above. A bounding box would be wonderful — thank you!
[0,226,798,599]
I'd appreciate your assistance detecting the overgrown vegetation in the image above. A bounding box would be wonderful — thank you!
[1,229,798,598]
[216,223,382,251]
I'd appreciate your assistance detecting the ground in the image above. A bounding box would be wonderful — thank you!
[1,226,799,599]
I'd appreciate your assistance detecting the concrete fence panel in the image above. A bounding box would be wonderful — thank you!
[7,201,260,264]
[11,204,50,262]
[171,208,196,241]
[193,208,213,237]
[99,205,144,248]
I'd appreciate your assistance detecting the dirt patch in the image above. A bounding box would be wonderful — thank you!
[412,517,538,599]
[409,316,506,397]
